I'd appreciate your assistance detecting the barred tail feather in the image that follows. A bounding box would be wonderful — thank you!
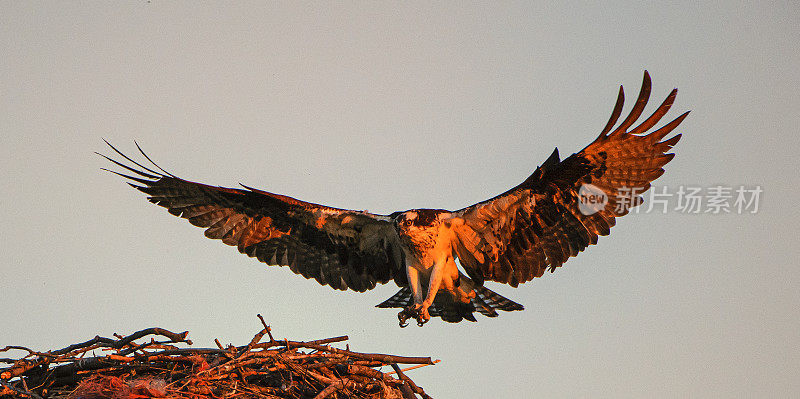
[474,286,524,313]
[375,286,524,323]
[376,287,413,309]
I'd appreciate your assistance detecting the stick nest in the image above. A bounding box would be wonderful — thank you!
[1,315,435,399]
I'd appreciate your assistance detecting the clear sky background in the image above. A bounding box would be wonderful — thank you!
[2,2,798,398]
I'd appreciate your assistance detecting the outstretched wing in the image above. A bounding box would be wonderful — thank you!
[450,71,688,287]
[99,142,406,292]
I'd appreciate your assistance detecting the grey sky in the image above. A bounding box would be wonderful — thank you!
[2,2,798,397]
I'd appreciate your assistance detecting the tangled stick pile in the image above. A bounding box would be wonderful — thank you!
[0,315,435,398]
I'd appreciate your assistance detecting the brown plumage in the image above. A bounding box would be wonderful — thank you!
[451,71,687,288]
[101,71,687,326]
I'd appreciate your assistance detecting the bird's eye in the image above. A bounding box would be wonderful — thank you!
[404,220,412,226]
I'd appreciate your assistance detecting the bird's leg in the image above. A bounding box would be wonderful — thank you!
[446,272,476,304]
[416,257,449,326]
[456,285,476,303]
[398,265,425,328]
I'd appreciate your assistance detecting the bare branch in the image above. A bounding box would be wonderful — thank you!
[0,317,433,398]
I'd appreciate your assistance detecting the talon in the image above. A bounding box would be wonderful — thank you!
[414,306,431,327]
[398,306,414,328]
[398,312,408,328]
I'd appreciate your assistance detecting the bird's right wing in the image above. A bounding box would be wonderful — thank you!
[99,142,407,292]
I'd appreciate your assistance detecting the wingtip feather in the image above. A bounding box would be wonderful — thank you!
[598,85,625,138]
[609,71,653,137]
[135,141,177,178]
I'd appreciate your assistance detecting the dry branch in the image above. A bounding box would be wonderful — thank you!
[0,315,436,398]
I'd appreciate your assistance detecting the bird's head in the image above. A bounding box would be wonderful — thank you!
[394,209,447,233]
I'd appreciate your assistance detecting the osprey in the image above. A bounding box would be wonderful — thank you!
[101,71,687,327]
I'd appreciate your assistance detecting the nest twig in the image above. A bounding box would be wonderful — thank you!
[0,315,435,399]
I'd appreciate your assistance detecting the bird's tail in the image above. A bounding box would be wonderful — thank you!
[376,286,524,323]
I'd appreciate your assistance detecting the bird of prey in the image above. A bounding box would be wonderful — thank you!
[100,71,688,327]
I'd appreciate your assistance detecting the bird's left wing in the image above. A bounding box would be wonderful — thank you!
[449,71,688,287]
[99,142,405,292]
